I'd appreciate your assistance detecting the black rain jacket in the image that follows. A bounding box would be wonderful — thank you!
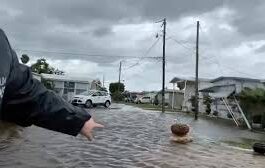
[0,29,91,136]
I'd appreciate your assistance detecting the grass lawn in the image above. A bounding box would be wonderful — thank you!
[123,102,181,112]
[221,138,264,149]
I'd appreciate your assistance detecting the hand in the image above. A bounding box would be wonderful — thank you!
[80,118,104,141]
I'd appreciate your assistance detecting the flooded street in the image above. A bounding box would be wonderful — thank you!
[0,104,264,168]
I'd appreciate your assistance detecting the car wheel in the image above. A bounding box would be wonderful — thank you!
[85,100,92,108]
[104,101,111,108]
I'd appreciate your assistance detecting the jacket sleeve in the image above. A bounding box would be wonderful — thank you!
[0,29,12,120]
[1,36,91,136]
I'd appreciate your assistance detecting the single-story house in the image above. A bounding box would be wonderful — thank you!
[41,73,101,101]
[156,89,184,110]
[209,76,265,93]
[170,77,212,112]
[125,91,157,102]
[142,91,157,102]
[126,92,144,101]
[200,76,265,128]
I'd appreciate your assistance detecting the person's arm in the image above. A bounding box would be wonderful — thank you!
[0,29,102,137]
[0,29,12,120]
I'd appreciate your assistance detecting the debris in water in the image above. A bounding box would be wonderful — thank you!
[170,123,192,144]
[253,143,265,155]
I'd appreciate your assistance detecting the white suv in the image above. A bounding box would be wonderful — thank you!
[138,96,151,104]
[71,90,111,108]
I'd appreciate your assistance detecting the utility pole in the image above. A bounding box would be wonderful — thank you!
[118,61,122,92]
[195,21,200,120]
[162,18,166,113]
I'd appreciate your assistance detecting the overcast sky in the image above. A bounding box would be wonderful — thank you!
[1,0,265,91]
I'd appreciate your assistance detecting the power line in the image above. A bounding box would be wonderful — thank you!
[14,48,162,59]
[200,55,258,78]
[166,27,195,46]
[165,34,196,60]
[124,36,161,70]
[166,36,194,51]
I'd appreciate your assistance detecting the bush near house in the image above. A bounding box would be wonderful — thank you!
[203,95,212,115]
[239,88,265,128]
[111,92,124,101]
[109,82,125,101]
[240,88,265,103]
[189,96,196,112]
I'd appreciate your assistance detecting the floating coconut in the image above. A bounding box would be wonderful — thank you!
[171,123,190,137]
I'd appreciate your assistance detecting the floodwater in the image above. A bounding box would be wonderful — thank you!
[0,104,264,168]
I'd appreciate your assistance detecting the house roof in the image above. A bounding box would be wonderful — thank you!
[199,84,236,92]
[158,89,184,93]
[41,73,95,84]
[200,84,236,98]
[170,77,211,83]
[210,89,235,98]
[210,76,261,83]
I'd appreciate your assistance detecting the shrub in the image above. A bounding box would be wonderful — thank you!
[203,95,212,115]
[213,111,218,116]
[239,88,265,104]
[111,92,124,102]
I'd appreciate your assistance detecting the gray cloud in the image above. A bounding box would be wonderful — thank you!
[226,0,265,37]
[92,26,113,37]
[0,0,264,91]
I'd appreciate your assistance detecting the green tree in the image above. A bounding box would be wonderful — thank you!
[240,88,265,104]
[31,58,64,90]
[20,54,29,64]
[109,82,125,101]
[109,82,125,94]
[239,88,265,128]
[31,58,54,74]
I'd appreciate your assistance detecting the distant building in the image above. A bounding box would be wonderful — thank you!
[125,91,157,103]
[170,77,212,112]
[142,91,157,102]
[156,89,184,110]
[200,76,265,100]
[41,73,101,101]
[200,76,265,128]
[209,77,265,93]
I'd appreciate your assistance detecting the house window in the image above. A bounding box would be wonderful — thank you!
[64,81,75,94]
